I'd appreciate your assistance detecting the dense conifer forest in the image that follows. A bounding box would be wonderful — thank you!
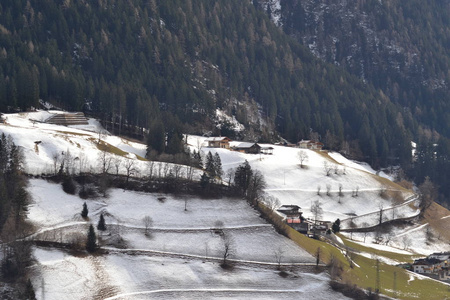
[0,0,448,205]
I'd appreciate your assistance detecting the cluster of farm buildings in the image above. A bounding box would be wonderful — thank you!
[411,252,450,281]
[204,136,324,154]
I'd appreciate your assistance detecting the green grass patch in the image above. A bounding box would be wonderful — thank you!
[339,235,420,263]
[55,130,91,137]
[344,252,450,300]
[91,139,128,157]
[260,206,449,299]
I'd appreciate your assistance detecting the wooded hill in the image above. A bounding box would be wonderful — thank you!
[0,0,416,164]
[256,0,450,205]
[261,0,450,138]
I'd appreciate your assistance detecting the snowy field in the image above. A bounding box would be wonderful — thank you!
[1,111,449,298]
[27,179,315,264]
[30,248,347,300]
[186,135,418,224]
[25,178,327,299]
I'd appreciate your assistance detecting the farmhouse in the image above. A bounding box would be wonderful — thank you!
[205,137,231,149]
[232,142,261,154]
[298,140,324,150]
[277,205,308,234]
[413,258,442,274]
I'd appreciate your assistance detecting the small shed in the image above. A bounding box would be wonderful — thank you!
[260,146,274,155]
[205,137,231,149]
[232,142,261,154]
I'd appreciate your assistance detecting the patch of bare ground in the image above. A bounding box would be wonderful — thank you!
[423,202,450,242]
[90,256,121,300]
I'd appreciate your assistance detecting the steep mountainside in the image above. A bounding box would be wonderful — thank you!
[258,0,450,138]
[0,0,416,166]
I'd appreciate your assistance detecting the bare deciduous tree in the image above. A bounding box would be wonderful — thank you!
[225,168,235,187]
[274,247,284,269]
[173,164,182,179]
[326,184,331,196]
[378,203,384,225]
[124,158,136,183]
[98,149,112,174]
[78,152,88,174]
[263,194,281,211]
[323,161,333,176]
[113,155,122,175]
[147,161,155,180]
[142,215,153,236]
[297,150,309,168]
[338,184,343,197]
[220,232,235,267]
[311,200,323,225]
[52,152,61,175]
[402,236,412,250]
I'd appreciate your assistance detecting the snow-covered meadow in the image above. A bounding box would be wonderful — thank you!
[1,111,448,298]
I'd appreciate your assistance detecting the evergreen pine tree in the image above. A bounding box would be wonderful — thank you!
[205,152,216,178]
[200,172,211,193]
[192,150,203,168]
[97,213,106,231]
[234,160,253,197]
[213,153,223,182]
[81,202,88,218]
[332,219,341,233]
[86,224,97,253]
[146,120,165,155]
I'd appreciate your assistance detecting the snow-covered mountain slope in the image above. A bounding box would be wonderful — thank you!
[1,111,448,258]
[1,111,148,175]
[187,135,417,222]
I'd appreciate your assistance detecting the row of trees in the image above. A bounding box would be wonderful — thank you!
[0,134,35,297]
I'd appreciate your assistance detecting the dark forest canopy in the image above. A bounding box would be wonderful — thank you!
[0,0,448,204]
[0,0,416,165]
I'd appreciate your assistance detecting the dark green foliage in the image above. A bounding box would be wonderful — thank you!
[234,160,253,197]
[0,134,30,231]
[409,137,450,206]
[200,172,211,192]
[24,279,37,300]
[86,224,97,253]
[273,0,449,139]
[97,214,106,231]
[205,152,216,178]
[81,202,88,218]
[213,153,223,182]
[147,120,166,155]
[332,219,341,233]
[62,176,76,195]
[247,170,266,206]
[0,0,422,170]
[192,150,203,169]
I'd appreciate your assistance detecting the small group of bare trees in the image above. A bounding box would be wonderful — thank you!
[52,150,89,175]
[323,161,346,176]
